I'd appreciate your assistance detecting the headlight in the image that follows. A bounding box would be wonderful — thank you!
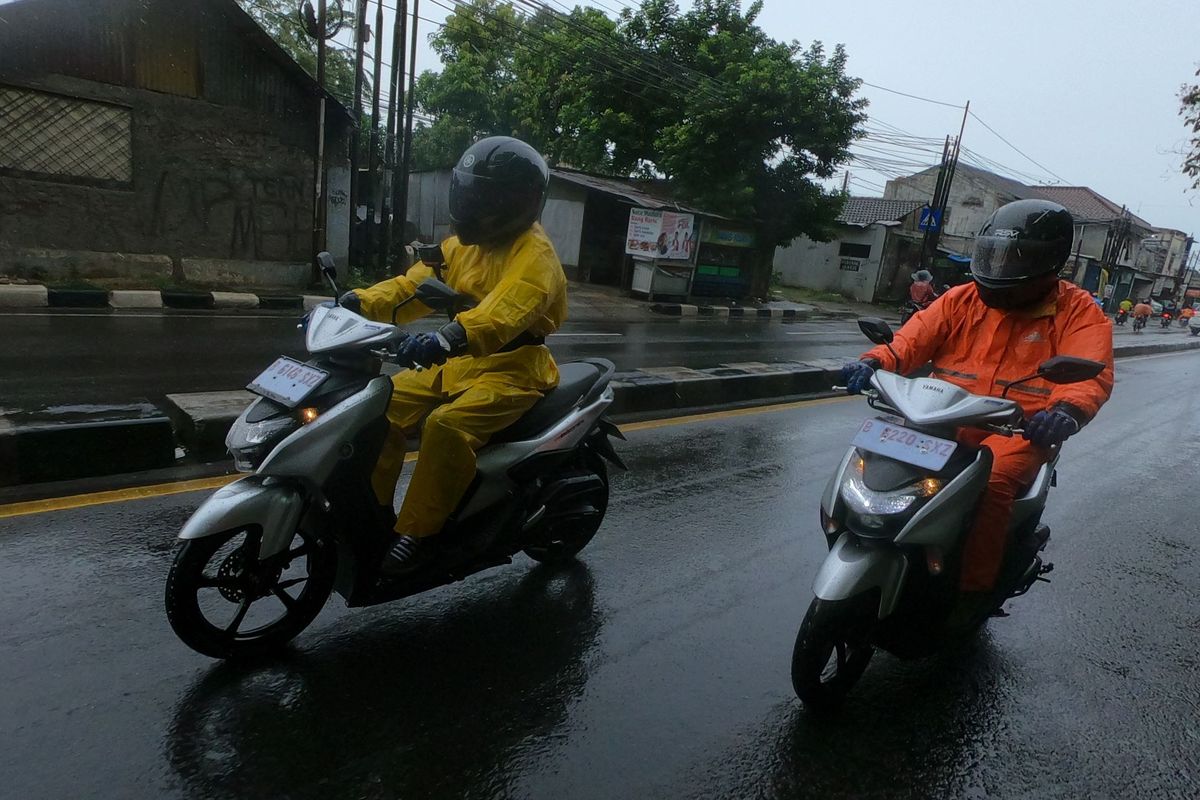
[225,414,300,471]
[839,455,942,516]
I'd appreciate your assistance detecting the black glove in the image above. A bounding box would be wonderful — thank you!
[337,290,362,314]
[841,359,879,394]
[1024,407,1081,448]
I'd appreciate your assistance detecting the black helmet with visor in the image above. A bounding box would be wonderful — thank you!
[970,199,1074,308]
[448,136,550,246]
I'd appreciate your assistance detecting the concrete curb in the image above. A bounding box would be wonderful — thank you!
[0,284,49,307]
[1,283,308,312]
[654,302,811,321]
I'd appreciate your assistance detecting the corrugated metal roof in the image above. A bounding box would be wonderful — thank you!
[836,197,923,226]
[1029,186,1152,229]
[550,168,730,218]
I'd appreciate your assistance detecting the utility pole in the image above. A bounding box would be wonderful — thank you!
[841,171,849,193]
[396,0,419,236]
[364,0,385,275]
[389,0,410,256]
[311,0,329,283]
[347,0,367,269]
[379,0,407,274]
[922,101,969,270]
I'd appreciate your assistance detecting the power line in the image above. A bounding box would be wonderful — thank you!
[861,80,964,109]
[968,110,1070,185]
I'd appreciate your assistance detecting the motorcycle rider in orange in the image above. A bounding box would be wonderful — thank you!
[842,199,1114,619]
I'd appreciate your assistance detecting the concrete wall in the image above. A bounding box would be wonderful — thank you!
[0,0,352,285]
[406,170,454,244]
[774,224,890,302]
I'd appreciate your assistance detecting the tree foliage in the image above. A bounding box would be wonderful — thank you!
[1181,68,1200,189]
[411,0,866,246]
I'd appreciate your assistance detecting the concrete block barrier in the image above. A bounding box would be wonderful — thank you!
[164,391,254,458]
[0,410,175,487]
[0,284,49,308]
[161,290,215,310]
[109,290,163,309]
[211,291,260,309]
[47,288,108,308]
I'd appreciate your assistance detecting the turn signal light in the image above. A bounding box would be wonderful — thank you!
[299,407,320,425]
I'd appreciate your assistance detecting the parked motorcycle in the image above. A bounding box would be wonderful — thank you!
[1114,308,1128,326]
[789,318,1105,710]
[165,253,625,659]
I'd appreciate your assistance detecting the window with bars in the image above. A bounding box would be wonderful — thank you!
[0,86,133,188]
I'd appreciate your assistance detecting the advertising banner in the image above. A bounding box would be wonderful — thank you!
[625,208,696,261]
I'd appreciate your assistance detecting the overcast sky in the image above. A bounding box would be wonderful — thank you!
[383,0,1200,235]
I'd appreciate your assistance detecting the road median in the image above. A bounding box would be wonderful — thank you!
[3,338,1196,490]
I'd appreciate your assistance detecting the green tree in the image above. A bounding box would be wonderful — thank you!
[411,0,865,247]
[236,0,361,106]
[1181,68,1200,188]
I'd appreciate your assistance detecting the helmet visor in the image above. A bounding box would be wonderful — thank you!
[448,168,502,225]
[970,237,1061,282]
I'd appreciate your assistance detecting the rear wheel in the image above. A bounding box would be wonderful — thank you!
[523,454,609,565]
[165,526,336,659]
[791,597,876,712]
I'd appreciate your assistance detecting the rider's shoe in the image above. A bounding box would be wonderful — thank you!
[380,535,436,577]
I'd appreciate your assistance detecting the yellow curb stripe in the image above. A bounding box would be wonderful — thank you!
[0,397,851,520]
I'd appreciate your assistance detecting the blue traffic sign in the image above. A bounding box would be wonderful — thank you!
[918,206,942,232]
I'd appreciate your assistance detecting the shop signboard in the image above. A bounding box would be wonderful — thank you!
[625,208,696,261]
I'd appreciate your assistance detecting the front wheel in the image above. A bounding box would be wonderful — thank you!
[791,597,876,712]
[165,526,336,659]
[523,454,609,565]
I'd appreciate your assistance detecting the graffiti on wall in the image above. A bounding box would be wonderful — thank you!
[148,168,311,261]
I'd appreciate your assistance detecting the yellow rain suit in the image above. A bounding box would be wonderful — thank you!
[352,223,567,536]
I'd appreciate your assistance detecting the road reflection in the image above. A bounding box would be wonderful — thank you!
[168,563,601,800]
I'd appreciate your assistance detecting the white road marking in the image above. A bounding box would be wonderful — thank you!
[548,332,624,337]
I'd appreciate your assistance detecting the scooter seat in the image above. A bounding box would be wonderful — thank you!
[490,360,609,443]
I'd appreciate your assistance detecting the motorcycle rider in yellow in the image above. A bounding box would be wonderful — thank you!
[340,137,567,575]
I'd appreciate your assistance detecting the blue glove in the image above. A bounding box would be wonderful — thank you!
[1024,408,1081,448]
[398,331,451,369]
[841,360,878,394]
[300,300,336,331]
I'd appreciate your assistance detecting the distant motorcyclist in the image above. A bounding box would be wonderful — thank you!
[842,199,1114,622]
[344,136,567,575]
[1132,300,1153,320]
[909,269,938,310]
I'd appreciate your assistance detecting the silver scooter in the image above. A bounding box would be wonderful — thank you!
[790,318,1105,710]
[165,254,625,659]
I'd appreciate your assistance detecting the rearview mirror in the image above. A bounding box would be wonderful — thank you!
[857,317,895,345]
[413,278,461,310]
[1037,356,1106,385]
[316,251,337,280]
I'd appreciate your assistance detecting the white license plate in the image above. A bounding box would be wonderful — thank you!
[851,418,957,471]
[247,357,328,407]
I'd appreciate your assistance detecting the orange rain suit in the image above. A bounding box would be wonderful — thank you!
[863,280,1114,591]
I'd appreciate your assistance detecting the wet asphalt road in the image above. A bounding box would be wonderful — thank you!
[0,311,874,411]
[1,350,1198,799]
